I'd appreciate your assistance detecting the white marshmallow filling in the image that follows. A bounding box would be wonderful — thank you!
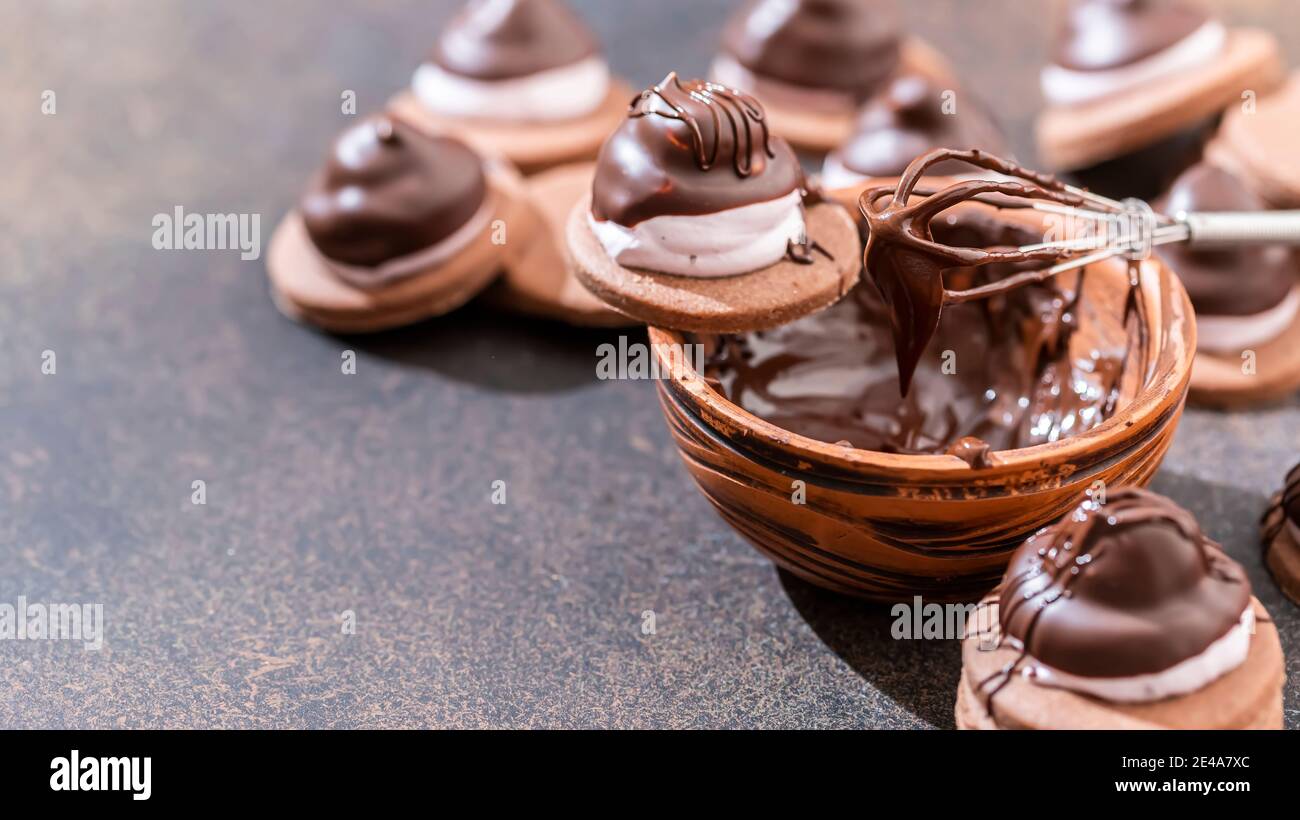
[1020,604,1254,704]
[1196,285,1300,355]
[412,55,610,122]
[1040,21,1226,107]
[588,190,808,278]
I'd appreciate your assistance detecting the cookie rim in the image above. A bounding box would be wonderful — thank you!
[567,194,862,333]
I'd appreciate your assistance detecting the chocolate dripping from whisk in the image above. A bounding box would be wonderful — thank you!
[858,148,1148,401]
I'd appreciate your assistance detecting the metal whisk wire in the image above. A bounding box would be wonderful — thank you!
[1022,183,1300,277]
[857,148,1300,306]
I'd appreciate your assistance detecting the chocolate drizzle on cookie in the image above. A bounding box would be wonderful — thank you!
[977,487,1250,711]
[628,73,774,177]
[591,73,804,227]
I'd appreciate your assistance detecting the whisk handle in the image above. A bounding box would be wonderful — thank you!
[1179,211,1300,247]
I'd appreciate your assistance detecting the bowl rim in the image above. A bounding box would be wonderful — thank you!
[647,245,1197,482]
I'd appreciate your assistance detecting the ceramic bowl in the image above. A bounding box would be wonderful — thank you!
[647,199,1197,601]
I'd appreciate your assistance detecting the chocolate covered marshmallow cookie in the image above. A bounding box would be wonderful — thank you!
[392,0,632,173]
[1036,0,1282,200]
[958,487,1284,729]
[1262,462,1300,606]
[1155,162,1300,406]
[268,114,536,332]
[567,73,860,332]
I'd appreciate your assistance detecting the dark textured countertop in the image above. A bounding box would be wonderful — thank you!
[1,1,1296,728]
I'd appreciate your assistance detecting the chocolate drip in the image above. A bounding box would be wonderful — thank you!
[1053,0,1211,72]
[831,73,1009,178]
[429,0,599,81]
[300,115,487,267]
[630,72,774,177]
[978,488,1250,711]
[721,0,902,99]
[786,237,832,265]
[858,149,1087,394]
[1262,462,1300,548]
[702,211,1127,456]
[946,436,993,468]
[591,74,803,227]
[1156,163,1295,317]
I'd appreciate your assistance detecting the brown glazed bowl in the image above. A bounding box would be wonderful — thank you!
[647,230,1197,602]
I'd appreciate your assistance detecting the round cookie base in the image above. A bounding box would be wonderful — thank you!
[1037,28,1284,172]
[485,162,636,327]
[955,595,1284,730]
[1188,300,1300,409]
[567,196,861,333]
[267,166,540,334]
[389,80,634,175]
[270,260,501,334]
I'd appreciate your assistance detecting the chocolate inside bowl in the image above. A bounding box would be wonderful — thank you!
[648,204,1196,602]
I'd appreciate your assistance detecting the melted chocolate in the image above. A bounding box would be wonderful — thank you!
[947,436,993,468]
[720,0,901,99]
[702,212,1128,455]
[831,73,1009,178]
[1156,162,1296,317]
[859,149,1087,394]
[992,488,1248,688]
[786,237,833,265]
[1053,0,1210,72]
[301,115,487,267]
[429,0,599,81]
[591,73,804,227]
